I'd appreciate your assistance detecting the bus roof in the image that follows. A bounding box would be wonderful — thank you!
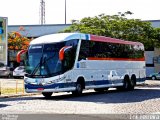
[30,33,143,46]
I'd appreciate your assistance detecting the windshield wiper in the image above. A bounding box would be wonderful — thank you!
[30,53,57,76]
[30,56,43,76]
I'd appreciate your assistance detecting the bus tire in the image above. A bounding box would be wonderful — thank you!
[122,76,130,91]
[42,92,53,98]
[122,75,135,91]
[130,75,136,90]
[72,81,83,96]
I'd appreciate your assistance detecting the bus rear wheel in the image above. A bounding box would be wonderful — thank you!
[122,76,135,91]
[42,92,53,98]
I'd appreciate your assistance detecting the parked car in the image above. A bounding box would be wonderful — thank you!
[149,72,160,80]
[13,66,25,78]
[0,63,13,78]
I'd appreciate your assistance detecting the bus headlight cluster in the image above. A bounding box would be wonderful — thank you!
[24,78,28,83]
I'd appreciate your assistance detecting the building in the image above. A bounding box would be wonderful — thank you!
[8,24,71,38]
[144,20,160,77]
[8,20,160,76]
[147,20,160,28]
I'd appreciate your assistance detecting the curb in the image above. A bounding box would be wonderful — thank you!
[0,93,40,99]
[144,80,160,86]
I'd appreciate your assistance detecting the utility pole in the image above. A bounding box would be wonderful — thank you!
[65,0,66,24]
[40,0,45,25]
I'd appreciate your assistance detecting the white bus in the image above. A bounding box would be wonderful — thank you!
[17,33,146,98]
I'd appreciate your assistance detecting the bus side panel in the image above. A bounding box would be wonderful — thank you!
[74,60,146,88]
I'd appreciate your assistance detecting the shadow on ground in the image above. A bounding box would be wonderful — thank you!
[0,104,10,108]
[41,87,160,104]
[0,87,160,104]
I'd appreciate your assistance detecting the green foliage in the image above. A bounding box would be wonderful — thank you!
[62,12,160,50]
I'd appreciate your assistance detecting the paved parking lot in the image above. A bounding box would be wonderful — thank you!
[0,80,160,116]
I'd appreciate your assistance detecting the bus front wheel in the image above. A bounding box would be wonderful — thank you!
[42,92,53,98]
[72,82,83,96]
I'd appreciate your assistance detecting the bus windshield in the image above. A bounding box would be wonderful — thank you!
[25,42,65,77]
[25,39,78,78]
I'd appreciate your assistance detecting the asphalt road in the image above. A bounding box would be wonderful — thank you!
[0,80,160,120]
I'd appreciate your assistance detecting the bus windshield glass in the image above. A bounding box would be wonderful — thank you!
[25,42,65,77]
[25,39,78,78]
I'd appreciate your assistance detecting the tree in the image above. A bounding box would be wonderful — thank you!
[8,31,31,50]
[153,28,160,41]
[62,12,160,50]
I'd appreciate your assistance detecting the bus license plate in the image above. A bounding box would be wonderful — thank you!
[37,88,44,91]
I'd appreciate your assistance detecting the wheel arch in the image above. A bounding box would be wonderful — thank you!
[76,76,85,89]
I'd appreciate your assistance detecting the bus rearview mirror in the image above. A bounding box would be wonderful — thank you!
[17,50,27,63]
[59,46,72,61]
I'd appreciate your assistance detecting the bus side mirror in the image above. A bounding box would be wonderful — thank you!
[59,46,72,61]
[17,50,27,63]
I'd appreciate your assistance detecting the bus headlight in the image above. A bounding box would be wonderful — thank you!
[24,78,28,83]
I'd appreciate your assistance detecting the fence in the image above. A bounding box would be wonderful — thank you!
[0,79,25,96]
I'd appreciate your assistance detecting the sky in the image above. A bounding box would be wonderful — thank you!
[0,0,160,25]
